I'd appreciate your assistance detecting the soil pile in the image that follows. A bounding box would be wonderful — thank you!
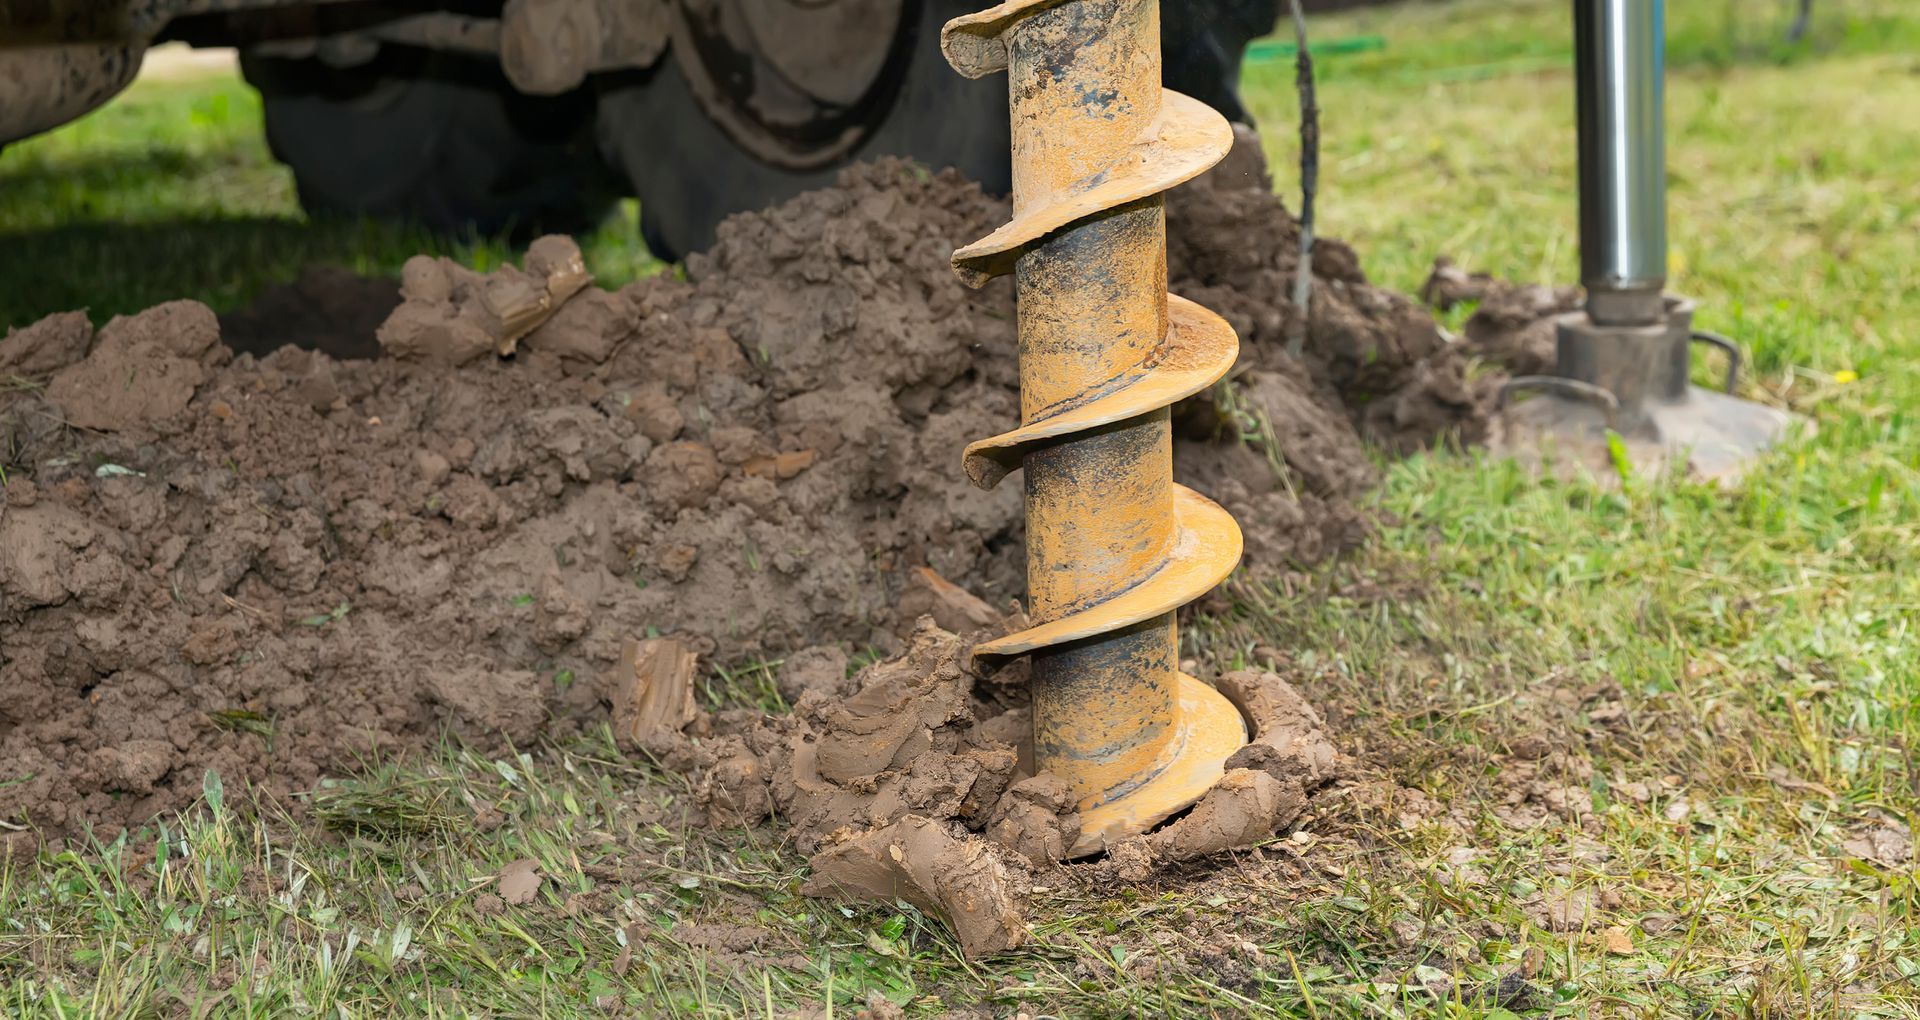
[0,134,1486,848]
[627,619,1337,959]
[1421,256,1583,377]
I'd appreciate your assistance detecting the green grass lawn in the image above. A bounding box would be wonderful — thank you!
[0,75,662,328]
[4,0,1919,1016]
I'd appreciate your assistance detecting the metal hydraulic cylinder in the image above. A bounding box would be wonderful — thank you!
[1575,0,1667,327]
[1500,0,1794,480]
[943,0,1249,855]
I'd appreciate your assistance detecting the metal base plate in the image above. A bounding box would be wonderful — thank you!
[1070,673,1248,857]
[1493,384,1802,484]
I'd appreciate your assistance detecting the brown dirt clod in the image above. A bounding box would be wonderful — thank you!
[44,301,228,431]
[1,309,94,380]
[802,816,1029,958]
[497,857,543,905]
[1422,256,1583,377]
[645,618,1337,959]
[609,637,701,753]
[378,236,593,366]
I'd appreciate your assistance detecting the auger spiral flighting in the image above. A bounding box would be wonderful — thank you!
[943,0,1249,855]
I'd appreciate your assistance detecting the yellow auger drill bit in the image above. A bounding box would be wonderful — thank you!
[943,0,1248,856]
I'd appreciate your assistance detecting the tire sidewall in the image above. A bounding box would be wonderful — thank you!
[597,0,1008,260]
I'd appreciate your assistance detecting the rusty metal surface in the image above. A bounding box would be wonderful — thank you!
[945,0,1247,856]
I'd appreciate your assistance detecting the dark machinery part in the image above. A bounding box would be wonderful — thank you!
[0,42,145,144]
[242,47,619,238]
[1,0,1276,261]
[598,0,1008,260]
[1500,0,1794,481]
[1163,0,1276,126]
[0,0,336,45]
[599,0,1278,259]
[665,0,913,170]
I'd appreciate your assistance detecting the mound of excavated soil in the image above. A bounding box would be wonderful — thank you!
[0,131,1487,849]
[648,619,1341,959]
[1422,256,1582,377]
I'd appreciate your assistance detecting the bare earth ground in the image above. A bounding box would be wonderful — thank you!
[2,0,1918,1015]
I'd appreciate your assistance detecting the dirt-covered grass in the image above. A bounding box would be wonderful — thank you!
[5,0,1920,1016]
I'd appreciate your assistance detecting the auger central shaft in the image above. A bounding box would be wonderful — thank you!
[1012,0,1181,806]
[1023,229,1181,806]
[945,0,1249,854]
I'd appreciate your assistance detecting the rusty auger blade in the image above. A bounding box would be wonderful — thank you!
[942,0,1248,856]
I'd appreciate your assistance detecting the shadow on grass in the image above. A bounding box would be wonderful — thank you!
[0,217,498,330]
[0,147,229,197]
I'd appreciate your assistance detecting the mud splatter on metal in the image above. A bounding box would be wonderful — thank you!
[943,0,1247,855]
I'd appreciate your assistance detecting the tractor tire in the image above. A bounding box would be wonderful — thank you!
[595,0,1010,262]
[241,48,618,239]
[1164,0,1280,127]
[596,0,1278,261]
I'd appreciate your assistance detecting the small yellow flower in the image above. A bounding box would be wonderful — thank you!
[1668,250,1688,277]
[1834,370,1859,385]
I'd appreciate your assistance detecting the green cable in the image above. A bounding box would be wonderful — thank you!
[1244,35,1388,63]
